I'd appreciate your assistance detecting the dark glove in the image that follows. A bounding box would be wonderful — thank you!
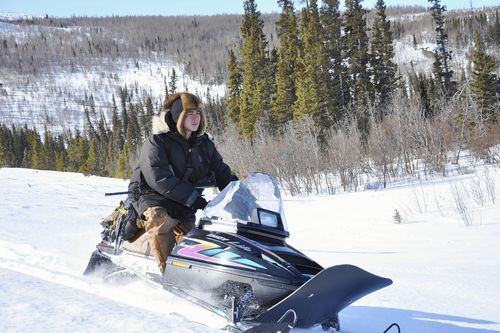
[192,196,208,211]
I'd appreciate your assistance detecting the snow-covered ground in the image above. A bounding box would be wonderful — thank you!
[1,166,499,332]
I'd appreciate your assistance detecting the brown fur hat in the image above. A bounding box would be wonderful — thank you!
[163,92,205,137]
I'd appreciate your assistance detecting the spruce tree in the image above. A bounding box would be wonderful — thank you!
[343,0,371,137]
[107,97,124,175]
[344,0,370,105]
[116,147,131,179]
[169,68,178,95]
[143,96,154,136]
[125,103,142,160]
[293,0,330,131]
[428,0,454,96]
[29,130,41,170]
[0,138,4,166]
[82,138,98,175]
[413,72,435,118]
[76,135,89,174]
[118,85,129,134]
[96,113,110,175]
[55,151,65,171]
[272,0,300,128]
[254,48,277,134]
[369,0,397,121]
[491,10,500,45]
[226,49,242,125]
[204,89,227,134]
[238,0,270,138]
[321,0,349,124]
[470,34,499,122]
[42,126,55,170]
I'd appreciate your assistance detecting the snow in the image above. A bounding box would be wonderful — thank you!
[1,166,500,332]
[0,13,38,21]
[0,56,226,133]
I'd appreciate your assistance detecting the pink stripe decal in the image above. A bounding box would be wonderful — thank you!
[177,238,251,269]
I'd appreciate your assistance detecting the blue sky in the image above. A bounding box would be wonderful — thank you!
[0,0,497,17]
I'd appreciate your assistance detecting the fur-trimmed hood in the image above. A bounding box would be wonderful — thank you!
[152,92,205,138]
[152,110,172,135]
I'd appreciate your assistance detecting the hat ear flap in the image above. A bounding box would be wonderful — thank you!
[164,92,182,110]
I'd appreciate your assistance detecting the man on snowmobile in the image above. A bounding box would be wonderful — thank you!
[123,92,236,273]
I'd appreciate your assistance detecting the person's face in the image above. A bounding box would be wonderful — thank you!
[183,109,201,133]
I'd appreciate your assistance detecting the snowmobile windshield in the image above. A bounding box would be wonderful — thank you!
[201,173,288,233]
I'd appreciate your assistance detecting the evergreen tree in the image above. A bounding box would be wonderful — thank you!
[491,10,500,45]
[0,137,4,166]
[428,0,454,96]
[226,49,242,124]
[76,135,89,174]
[83,106,96,138]
[0,125,9,166]
[107,96,124,175]
[321,0,349,124]
[238,0,270,138]
[116,147,131,179]
[29,130,41,169]
[272,0,300,128]
[204,89,227,135]
[164,76,169,100]
[81,137,98,175]
[143,96,154,136]
[125,102,142,160]
[169,68,178,95]
[343,0,371,137]
[414,73,435,118]
[118,85,129,134]
[344,0,370,105]
[254,47,277,133]
[369,0,398,121]
[294,0,330,131]
[55,151,65,171]
[470,34,499,122]
[42,126,55,170]
[96,112,110,175]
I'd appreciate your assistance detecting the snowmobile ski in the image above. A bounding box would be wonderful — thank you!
[252,264,393,329]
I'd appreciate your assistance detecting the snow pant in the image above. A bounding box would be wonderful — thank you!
[122,206,195,273]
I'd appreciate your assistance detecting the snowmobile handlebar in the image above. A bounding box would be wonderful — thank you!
[104,191,134,197]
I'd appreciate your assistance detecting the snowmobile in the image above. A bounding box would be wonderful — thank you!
[84,173,395,332]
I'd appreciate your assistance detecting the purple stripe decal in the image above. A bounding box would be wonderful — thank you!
[177,238,252,269]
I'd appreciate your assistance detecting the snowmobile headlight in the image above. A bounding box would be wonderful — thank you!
[257,209,279,228]
[242,208,290,240]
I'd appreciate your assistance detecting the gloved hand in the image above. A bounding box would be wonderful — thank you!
[192,196,208,211]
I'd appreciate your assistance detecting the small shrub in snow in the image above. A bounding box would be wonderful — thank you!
[393,209,403,224]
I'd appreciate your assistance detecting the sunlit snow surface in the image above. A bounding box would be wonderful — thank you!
[1,167,499,332]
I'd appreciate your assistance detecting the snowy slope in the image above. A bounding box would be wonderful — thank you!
[1,167,499,332]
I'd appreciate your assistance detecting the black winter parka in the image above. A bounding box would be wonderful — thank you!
[129,111,234,220]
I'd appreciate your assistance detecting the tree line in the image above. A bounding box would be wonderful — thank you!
[226,0,498,140]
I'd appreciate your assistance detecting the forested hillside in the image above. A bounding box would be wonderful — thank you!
[0,0,499,194]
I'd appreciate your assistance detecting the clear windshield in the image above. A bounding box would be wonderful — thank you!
[201,173,288,232]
